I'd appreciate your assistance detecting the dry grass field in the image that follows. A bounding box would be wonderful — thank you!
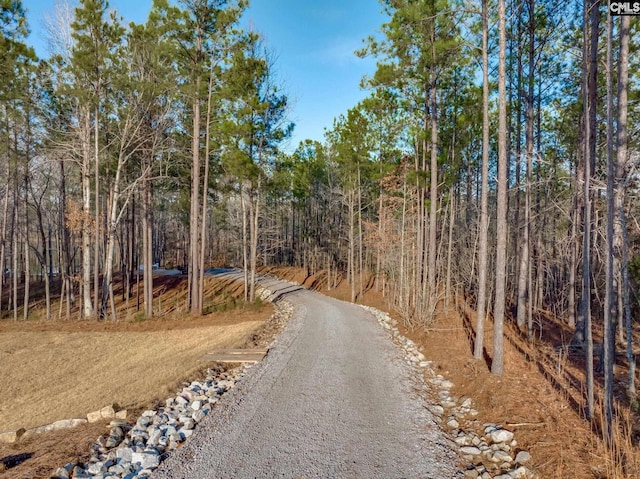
[0,321,263,432]
[0,274,275,478]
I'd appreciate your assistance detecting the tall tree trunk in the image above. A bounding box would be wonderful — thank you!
[0,162,9,313]
[23,182,29,322]
[616,15,634,396]
[125,200,132,303]
[582,0,599,420]
[428,72,439,317]
[142,169,153,317]
[426,4,439,317]
[199,53,216,311]
[59,159,71,320]
[240,185,249,302]
[376,174,383,293]
[513,3,523,291]
[474,0,490,361]
[189,90,202,315]
[603,9,615,442]
[93,106,100,316]
[492,0,508,376]
[445,185,455,312]
[517,0,535,334]
[357,167,364,301]
[100,149,128,320]
[101,188,118,320]
[568,196,578,328]
[349,188,355,303]
[82,108,93,319]
[249,188,259,303]
[400,172,407,314]
[33,199,51,321]
[12,197,17,321]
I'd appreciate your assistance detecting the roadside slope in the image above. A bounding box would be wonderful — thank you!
[152,280,457,478]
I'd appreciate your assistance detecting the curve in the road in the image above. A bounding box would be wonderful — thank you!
[152,276,457,479]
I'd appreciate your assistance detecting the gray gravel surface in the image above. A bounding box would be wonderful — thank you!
[152,277,457,479]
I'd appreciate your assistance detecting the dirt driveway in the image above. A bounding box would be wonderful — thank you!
[152,277,457,478]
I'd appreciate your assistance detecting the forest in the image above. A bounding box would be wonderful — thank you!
[1,0,639,457]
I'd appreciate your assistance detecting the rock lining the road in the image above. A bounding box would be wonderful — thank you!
[151,283,459,479]
[0,406,128,446]
[51,366,247,479]
[363,305,538,479]
[50,297,294,479]
[47,274,536,479]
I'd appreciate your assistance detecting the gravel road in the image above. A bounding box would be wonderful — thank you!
[152,276,457,478]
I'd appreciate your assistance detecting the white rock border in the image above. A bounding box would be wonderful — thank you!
[361,305,538,479]
[45,287,294,479]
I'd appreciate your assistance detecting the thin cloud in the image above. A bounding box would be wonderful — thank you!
[317,37,367,67]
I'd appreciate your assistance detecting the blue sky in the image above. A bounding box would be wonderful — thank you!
[23,0,388,151]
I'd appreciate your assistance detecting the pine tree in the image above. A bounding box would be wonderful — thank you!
[492,0,508,376]
[169,0,246,314]
[221,33,292,302]
[68,0,123,318]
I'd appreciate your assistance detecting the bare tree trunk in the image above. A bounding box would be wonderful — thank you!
[81,108,93,319]
[33,195,51,320]
[12,197,18,321]
[45,227,51,320]
[59,159,71,320]
[94,106,100,316]
[568,200,578,328]
[582,0,599,420]
[357,167,363,301]
[142,171,153,317]
[416,133,425,319]
[376,171,383,292]
[603,9,615,442]
[512,2,523,292]
[349,188,355,303]
[492,0,508,376]
[101,194,118,320]
[124,203,131,303]
[0,165,9,313]
[249,189,260,303]
[616,15,634,396]
[240,185,249,302]
[445,185,454,312]
[428,75,438,317]
[517,0,535,334]
[474,0,490,361]
[23,184,29,321]
[199,53,216,311]
[189,91,202,314]
[400,172,407,313]
[100,148,128,320]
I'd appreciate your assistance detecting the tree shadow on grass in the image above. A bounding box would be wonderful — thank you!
[459,300,493,370]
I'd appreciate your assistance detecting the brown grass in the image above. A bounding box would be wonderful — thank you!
[0,320,263,432]
[0,274,274,478]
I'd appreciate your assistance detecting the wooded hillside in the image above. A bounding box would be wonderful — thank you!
[1,0,639,455]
